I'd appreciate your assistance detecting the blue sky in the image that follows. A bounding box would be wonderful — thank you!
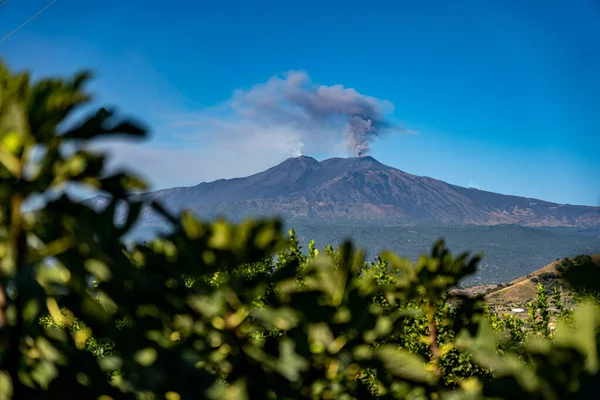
[1,0,599,206]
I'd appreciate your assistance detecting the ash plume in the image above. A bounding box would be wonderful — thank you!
[231,71,394,157]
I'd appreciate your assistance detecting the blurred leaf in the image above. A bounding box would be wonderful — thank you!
[134,348,158,367]
[554,300,600,373]
[375,345,435,384]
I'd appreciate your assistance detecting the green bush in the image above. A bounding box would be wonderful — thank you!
[0,61,599,399]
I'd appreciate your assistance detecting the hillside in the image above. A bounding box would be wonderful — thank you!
[458,254,600,315]
[288,223,600,284]
[86,155,600,231]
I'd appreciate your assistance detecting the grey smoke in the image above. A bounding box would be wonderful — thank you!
[231,71,394,157]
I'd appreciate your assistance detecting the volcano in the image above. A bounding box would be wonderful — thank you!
[86,155,600,229]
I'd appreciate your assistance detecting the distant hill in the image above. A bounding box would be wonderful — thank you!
[458,254,600,315]
[86,155,600,230]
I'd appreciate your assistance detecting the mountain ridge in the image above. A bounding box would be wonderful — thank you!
[85,155,600,228]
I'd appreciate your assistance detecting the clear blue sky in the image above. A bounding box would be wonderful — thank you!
[1,0,599,206]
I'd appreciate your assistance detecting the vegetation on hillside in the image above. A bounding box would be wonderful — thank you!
[1,61,600,399]
[287,223,600,285]
[478,255,600,316]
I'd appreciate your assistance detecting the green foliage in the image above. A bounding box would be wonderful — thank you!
[0,61,599,399]
[527,283,551,337]
[552,287,569,320]
[563,255,600,304]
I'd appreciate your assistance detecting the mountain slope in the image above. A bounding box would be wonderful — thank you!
[481,255,600,313]
[86,155,600,229]
[289,223,600,284]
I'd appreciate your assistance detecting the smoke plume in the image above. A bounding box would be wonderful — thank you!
[230,71,394,157]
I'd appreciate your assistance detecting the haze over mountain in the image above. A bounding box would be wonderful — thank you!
[88,155,600,229]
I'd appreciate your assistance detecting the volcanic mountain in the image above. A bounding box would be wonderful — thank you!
[87,155,600,229]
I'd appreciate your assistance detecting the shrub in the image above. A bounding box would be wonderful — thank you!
[538,272,555,282]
